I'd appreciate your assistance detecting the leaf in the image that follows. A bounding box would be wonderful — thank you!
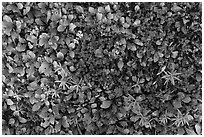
[47,10,51,22]
[130,116,140,122]
[57,25,66,32]
[32,102,42,111]
[69,51,75,58]
[172,51,178,58]
[68,14,74,20]
[17,3,24,9]
[27,50,36,58]
[8,90,14,96]
[19,117,27,123]
[134,39,143,46]
[50,115,55,124]
[9,118,15,125]
[62,116,69,128]
[107,13,114,20]
[173,99,182,109]
[177,127,185,135]
[177,92,185,99]
[69,23,76,32]
[96,13,103,21]
[6,99,14,106]
[154,52,159,62]
[186,128,197,135]
[100,100,112,109]
[195,72,202,82]
[117,60,124,71]
[2,21,13,36]
[105,5,111,12]
[16,43,26,52]
[186,115,194,121]
[39,33,49,47]
[57,52,64,59]
[195,123,201,135]
[156,40,162,45]
[88,7,96,14]
[10,105,16,111]
[3,15,12,22]
[55,120,62,133]
[41,119,50,128]
[133,19,141,26]
[39,61,50,74]
[182,96,191,103]
[68,43,75,49]
[75,5,84,13]
[52,104,59,116]
[171,4,182,12]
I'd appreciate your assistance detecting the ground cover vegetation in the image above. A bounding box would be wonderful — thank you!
[2,2,202,135]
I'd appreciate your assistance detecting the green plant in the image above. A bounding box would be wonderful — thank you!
[172,109,194,127]
[159,110,173,125]
[161,69,182,86]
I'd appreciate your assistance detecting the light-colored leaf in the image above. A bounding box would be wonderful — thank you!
[96,13,103,21]
[134,39,143,46]
[57,25,66,32]
[182,96,191,103]
[3,15,12,22]
[117,60,124,71]
[55,120,62,132]
[105,5,111,12]
[10,105,16,111]
[186,114,194,121]
[19,117,27,123]
[69,23,76,32]
[8,90,14,96]
[172,51,178,58]
[41,119,50,128]
[68,43,75,49]
[195,123,201,135]
[88,7,95,14]
[133,19,141,26]
[39,61,49,74]
[130,116,140,122]
[57,52,64,59]
[69,51,75,58]
[75,5,84,13]
[16,43,26,52]
[154,52,159,62]
[32,102,42,111]
[9,118,15,125]
[186,128,197,135]
[173,99,182,109]
[100,100,112,109]
[62,116,69,128]
[6,99,14,106]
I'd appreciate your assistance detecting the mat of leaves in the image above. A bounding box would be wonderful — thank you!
[2,2,202,135]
